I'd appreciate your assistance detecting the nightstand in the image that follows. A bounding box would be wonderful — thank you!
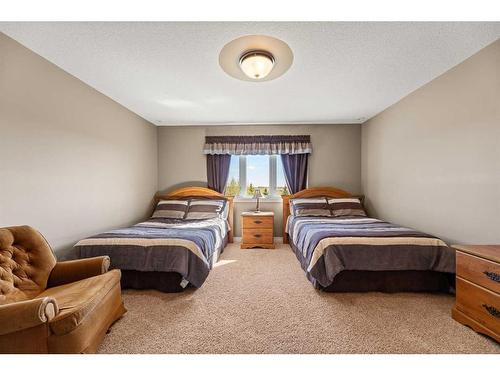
[241,211,275,249]
[451,245,500,343]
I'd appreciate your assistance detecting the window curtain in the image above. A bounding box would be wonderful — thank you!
[206,154,232,193]
[203,135,312,155]
[280,153,309,194]
[204,135,311,194]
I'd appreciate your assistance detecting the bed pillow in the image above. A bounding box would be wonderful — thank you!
[290,198,331,217]
[328,197,367,217]
[152,199,189,219]
[185,199,226,220]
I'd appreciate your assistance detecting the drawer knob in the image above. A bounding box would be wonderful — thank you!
[254,220,262,224]
[482,304,500,318]
[254,234,262,238]
[483,271,500,283]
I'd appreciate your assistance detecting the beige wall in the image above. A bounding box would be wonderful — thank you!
[0,33,158,258]
[361,39,500,244]
[158,124,362,236]
[6,29,495,250]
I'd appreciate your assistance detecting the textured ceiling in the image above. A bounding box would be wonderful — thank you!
[1,22,499,126]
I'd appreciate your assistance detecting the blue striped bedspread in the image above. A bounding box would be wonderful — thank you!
[286,216,455,288]
[74,217,229,288]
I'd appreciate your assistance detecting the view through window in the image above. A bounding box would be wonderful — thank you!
[225,155,289,197]
[247,155,269,196]
[225,156,240,196]
[276,159,288,196]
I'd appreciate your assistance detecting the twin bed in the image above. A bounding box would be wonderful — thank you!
[283,187,455,293]
[73,185,455,294]
[74,187,233,292]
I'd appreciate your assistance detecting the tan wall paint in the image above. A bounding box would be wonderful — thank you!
[361,39,500,244]
[158,124,361,236]
[0,33,158,258]
[7,30,494,250]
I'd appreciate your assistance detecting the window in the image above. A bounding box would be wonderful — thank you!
[225,155,289,198]
[225,156,241,196]
[246,155,269,196]
[276,159,289,196]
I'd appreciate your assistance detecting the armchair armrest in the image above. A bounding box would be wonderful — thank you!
[0,297,58,336]
[48,256,110,287]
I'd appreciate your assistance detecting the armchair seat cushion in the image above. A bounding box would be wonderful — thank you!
[38,269,121,336]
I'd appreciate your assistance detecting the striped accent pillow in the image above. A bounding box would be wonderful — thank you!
[328,198,366,217]
[185,199,226,220]
[152,200,189,219]
[290,198,331,217]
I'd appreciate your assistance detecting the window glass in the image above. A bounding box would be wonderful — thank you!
[246,155,269,196]
[225,155,241,196]
[225,155,291,198]
[276,159,289,196]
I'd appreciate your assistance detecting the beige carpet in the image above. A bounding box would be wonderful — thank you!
[99,243,500,354]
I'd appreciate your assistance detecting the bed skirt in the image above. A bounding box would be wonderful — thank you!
[321,270,455,293]
[121,270,187,293]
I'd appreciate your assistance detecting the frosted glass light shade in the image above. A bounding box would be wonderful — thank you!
[219,35,293,82]
[239,51,275,80]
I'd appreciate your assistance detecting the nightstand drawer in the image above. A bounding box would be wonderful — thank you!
[455,277,500,334]
[242,215,273,229]
[457,251,500,294]
[242,229,273,244]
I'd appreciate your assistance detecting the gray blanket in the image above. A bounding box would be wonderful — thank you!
[286,216,455,288]
[74,217,229,288]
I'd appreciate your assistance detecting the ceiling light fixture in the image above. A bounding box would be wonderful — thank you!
[219,35,293,82]
[239,50,275,80]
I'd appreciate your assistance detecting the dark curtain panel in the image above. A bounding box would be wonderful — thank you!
[280,154,309,194]
[206,154,232,193]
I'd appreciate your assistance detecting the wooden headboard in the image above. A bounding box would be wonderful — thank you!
[153,186,234,243]
[282,186,356,244]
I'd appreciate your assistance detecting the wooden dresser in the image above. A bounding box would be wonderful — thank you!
[241,211,275,249]
[452,245,500,343]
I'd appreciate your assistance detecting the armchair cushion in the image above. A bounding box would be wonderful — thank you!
[38,269,121,336]
[0,297,58,335]
[48,256,110,287]
[0,226,56,304]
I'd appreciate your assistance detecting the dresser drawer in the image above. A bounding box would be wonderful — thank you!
[457,251,500,294]
[242,229,273,244]
[455,277,500,334]
[242,215,273,229]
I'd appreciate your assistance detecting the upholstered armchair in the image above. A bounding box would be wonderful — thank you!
[0,225,126,353]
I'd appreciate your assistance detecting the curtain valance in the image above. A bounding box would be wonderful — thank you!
[203,135,312,155]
